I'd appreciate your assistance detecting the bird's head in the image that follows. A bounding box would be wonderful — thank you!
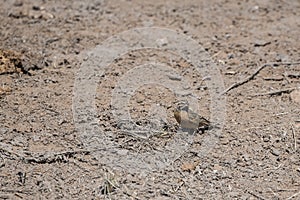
[175,100,189,111]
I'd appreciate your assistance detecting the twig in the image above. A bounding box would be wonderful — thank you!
[291,123,297,151]
[248,190,267,200]
[0,142,94,164]
[273,112,289,116]
[0,142,24,160]
[23,149,92,164]
[268,188,278,198]
[251,87,298,97]
[283,73,291,84]
[221,61,300,95]
[222,63,269,95]
[0,189,32,195]
[120,189,141,200]
[287,191,300,200]
[120,184,141,200]
[266,188,299,192]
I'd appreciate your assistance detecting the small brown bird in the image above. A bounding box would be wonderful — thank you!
[174,101,210,133]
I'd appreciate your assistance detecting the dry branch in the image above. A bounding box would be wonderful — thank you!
[0,142,93,164]
[287,191,300,200]
[291,123,297,151]
[24,149,91,164]
[251,87,298,97]
[222,62,300,95]
[248,190,267,200]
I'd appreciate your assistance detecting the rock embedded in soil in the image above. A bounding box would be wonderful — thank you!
[271,148,280,156]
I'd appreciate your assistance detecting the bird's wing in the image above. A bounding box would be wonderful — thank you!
[188,109,210,127]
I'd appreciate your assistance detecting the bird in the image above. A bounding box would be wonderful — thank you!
[174,101,210,133]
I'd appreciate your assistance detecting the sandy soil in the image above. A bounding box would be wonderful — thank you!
[0,0,300,199]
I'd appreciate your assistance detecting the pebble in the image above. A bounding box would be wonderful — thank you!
[220,138,229,145]
[136,93,145,103]
[117,149,128,156]
[271,148,280,156]
[156,38,168,47]
[263,136,270,142]
[167,74,182,81]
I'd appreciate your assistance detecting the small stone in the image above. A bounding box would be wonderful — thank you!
[32,135,40,142]
[213,164,222,171]
[156,38,168,47]
[295,121,300,128]
[32,5,42,11]
[227,53,234,59]
[117,149,128,156]
[225,71,236,75]
[167,74,182,81]
[136,93,145,103]
[271,148,280,156]
[220,138,229,145]
[254,40,271,47]
[263,136,270,142]
[243,154,250,162]
[276,54,289,62]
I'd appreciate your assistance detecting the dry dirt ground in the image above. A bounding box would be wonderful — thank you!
[1,0,300,199]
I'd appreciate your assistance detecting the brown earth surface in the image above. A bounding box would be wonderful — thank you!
[1,0,300,199]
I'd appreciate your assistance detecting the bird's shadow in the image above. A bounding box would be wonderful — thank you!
[180,125,213,135]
